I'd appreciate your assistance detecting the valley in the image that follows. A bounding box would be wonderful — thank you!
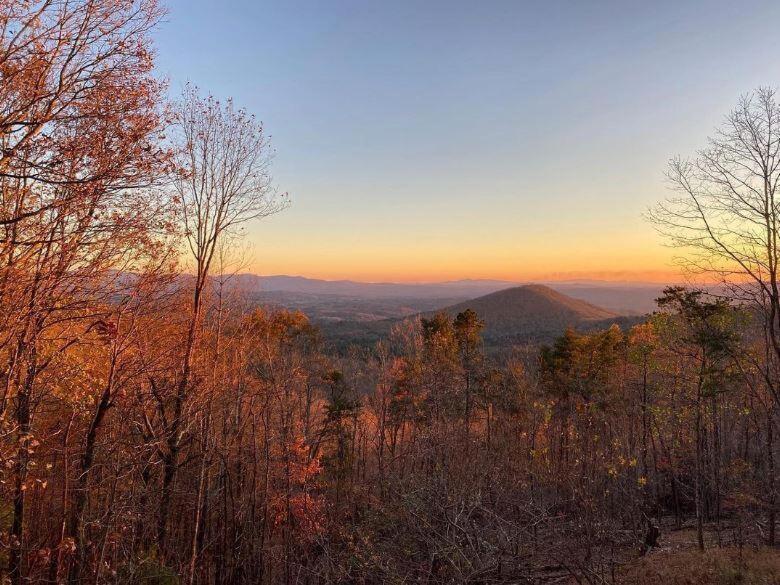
[238,277,658,349]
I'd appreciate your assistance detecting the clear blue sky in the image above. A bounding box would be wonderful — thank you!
[155,0,780,282]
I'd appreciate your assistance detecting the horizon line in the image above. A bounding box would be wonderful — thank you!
[220,272,695,287]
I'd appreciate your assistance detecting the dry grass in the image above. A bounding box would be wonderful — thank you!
[618,546,780,584]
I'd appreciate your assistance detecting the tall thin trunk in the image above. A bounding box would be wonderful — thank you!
[10,347,37,585]
[188,428,209,585]
[695,358,706,551]
[768,406,776,546]
[711,393,721,545]
[48,411,74,584]
[159,274,205,552]
[67,338,119,585]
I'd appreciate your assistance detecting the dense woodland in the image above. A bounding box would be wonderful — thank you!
[2,1,780,583]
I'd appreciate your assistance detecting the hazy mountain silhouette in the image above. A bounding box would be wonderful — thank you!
[431,284,618,340]
[322,284,635,349]
[226,274,664,315]
[231,274,516,299]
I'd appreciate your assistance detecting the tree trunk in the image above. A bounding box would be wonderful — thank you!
[67,349,118,585]
[10,351,37,585]
[695,359,705,551]
[768,406,776,546]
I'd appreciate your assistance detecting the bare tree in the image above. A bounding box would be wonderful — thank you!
[154,84,287,553]
[649,86,780,544]
[650,87,780,391]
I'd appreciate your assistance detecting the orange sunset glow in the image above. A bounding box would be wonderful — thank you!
[242,188,680,282]
[5,2,780,583]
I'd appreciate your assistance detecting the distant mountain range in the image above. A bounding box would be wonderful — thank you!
[231,274,517,299]
[315,284,646,349]
[230,274,666,316]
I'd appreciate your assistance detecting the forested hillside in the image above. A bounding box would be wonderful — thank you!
[319,285,642,351]
[1,2,780,584]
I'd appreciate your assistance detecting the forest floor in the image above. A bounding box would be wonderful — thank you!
[616,519,780,584]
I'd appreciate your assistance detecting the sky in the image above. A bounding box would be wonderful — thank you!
[154,0,780,283]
